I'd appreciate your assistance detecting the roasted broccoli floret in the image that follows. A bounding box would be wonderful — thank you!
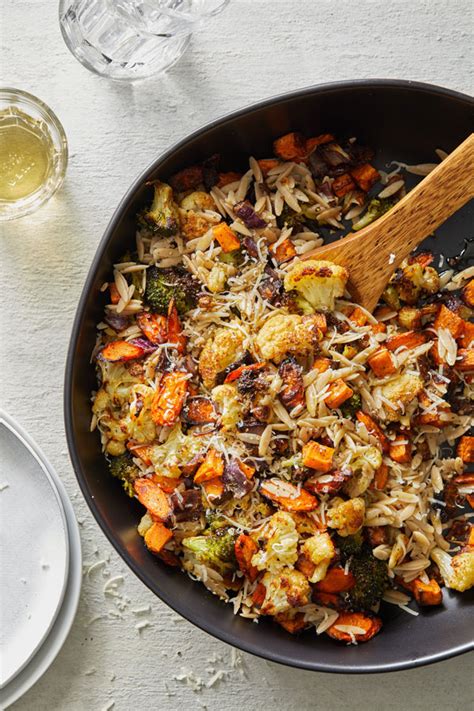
[277,204,318,233]
[108,452,140,497]
[345,548,389,611]
[145,266,200,315]
[284,259,348,312]
[140,181,180,236]
[182,528,237,574]
[340,392,362,419]
[352,197,397,232]
[335,531,364,559]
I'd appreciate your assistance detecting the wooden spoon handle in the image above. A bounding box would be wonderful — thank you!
[357,132,474,264]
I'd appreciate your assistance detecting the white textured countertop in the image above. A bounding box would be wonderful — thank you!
[2,1,473,709]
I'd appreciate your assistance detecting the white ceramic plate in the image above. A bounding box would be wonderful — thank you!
[0,412,71,693]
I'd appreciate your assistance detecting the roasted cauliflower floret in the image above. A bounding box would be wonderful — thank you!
[179,208,214,241]
[344,446,382,498]
[301,531,336,583]
[252,511,299,572]
[260,568,311,615]
[254,313,319,363]
[431,548,474,592]
[140,181,180,236]
[326,497,365,537]
[380,373,423,421]
[180,191,216,212]
[207,263,236,294]
[199,326,246,389]
[211,383,242,431]
[284,259,348,312]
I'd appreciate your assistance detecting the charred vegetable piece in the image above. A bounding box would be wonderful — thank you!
[352,197,396,231]
[349,163,380,192]
[224,362,266,384]
[182,396,217,425]
[332,173,356,197]
[346,550,389,611]
[145,266,200,316]
[144,522,173,554]
[169,165,203,192]
[108,452,140,497]
[235,534,259,582]
[194,448,224,484]
[101,340,145,362]
[151,371,188,427]
[273,132,307,161]
[284,260,348,312]
[141,181,180,236]
[326,612,382,643]
[213,222,241,253]
[260,478,318,512]
[302,441,335,472]
[182,528,237,575]
[340,393,362,419]
[279,358,304,409]
[306,467,352,497]
[136,312,168,344]
[234,200,266,228]
[134,477,172,522]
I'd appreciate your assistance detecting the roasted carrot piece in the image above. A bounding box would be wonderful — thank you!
[279,358,305,409]
[326,612,382,643]
[456,348,474,371]
[194,448,224,484]
[302,441,335,471]
[169,165,203,192]
[252,582,266,607]
[386,330,427,352]
[275,612,306,634]
[416,393,450,428]
[213,222,241,253]
[349,307,368,327]
[167,300,186,355]
[134,478,172,522]
[461,279,474,307]
[182,396,217,425]
[217,171,242,187]
[372,462,389,490]
[305,134,334,154]
[355,410,389,452]
[349,163,380,192]
[372,321,387,334]
[151,371,188,426]
[332,173,356,198]
[367,348,396,377]
[459,320,474,348]
[109,282,120,305]
[412,578,443,606]
[457,436,474,463]
[128,443,153,466]
[235,533,259,582]
[408,251,434,268]
[136,311,167,344]
[312,357,331,373]
[315,567,355,593]
[201,476,224,500]
[324,379,353,409]
[144,522,173,554]
[101,340,144,362]
[389,439,411,463]
[270,238,296,264]
[238,460,255,479]
[151,475,182,494]
[257,159,280,177]
[273,131,307,161]
[433,304,465,339]
[260,479,318,512]
[224,362,266,383]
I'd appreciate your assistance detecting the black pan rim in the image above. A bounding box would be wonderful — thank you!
[64,78,474,674]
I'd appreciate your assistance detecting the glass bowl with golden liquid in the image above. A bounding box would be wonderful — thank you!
[0,89,68,221]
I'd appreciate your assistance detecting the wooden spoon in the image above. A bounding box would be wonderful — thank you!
[302,133,474,312]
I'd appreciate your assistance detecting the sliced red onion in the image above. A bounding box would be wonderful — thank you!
[130,337,157,354]
[234,200,266,229]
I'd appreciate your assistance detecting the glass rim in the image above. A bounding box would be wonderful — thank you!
[0,87,68,221]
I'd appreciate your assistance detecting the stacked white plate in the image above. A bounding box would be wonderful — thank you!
[0,411,81,708]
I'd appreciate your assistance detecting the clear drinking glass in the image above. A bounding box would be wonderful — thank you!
[58,0,230,81]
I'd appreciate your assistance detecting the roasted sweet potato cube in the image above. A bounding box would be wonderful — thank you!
[312,357,331,373]
[326,612,382,643]
[389,439,411,463]
[349,163,380,192]
[412,578,442,606]
[194,448,224,484]
[217,171,242,187]
[434,304,465,339]
[260,479,318,511]
[302,441,334,471]
[275,612,306,634]
[213,222,240,253]
[315,567,355,593]
[456,349,474,372]
[349,307,368,327]
[332,173,356,197]
[368,348,396,377]
[386,330,427,352]
[461,279,474,308]
[457,436,474,463]
[182,396,217,425]
[273,132,307,161]
[270,238,296,264]
[235,534,259,582]
[144,522,173,554]
[170,165,203,192]
[356,410,389,452]
[151,371,188,426]
[201,476,224,501]
[257,159,280,177]
[459,321,474,348]
[324,379,353,409]
[305,134,334,154]
[137,312,168,344]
